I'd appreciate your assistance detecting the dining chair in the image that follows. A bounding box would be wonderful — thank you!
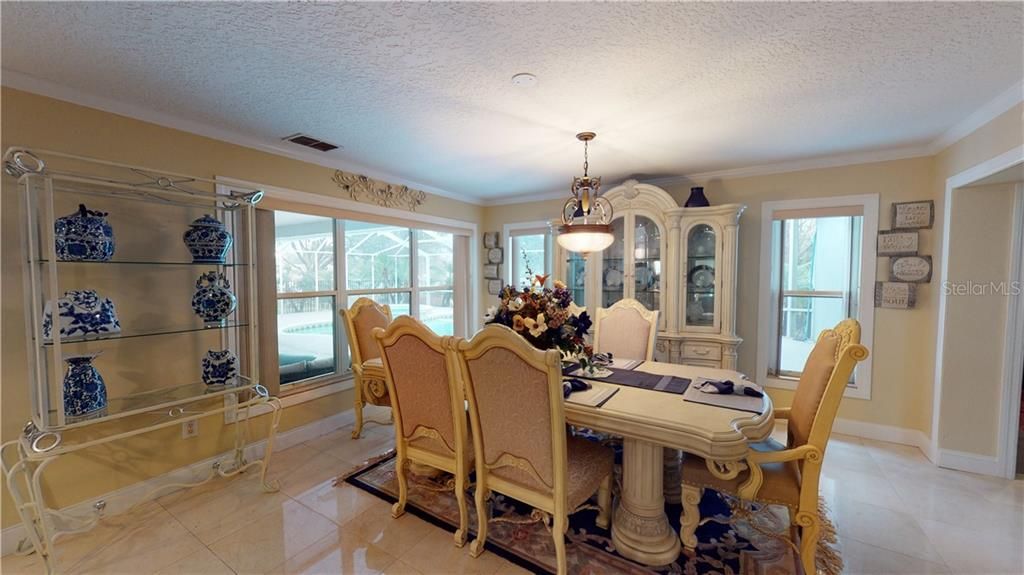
[592,298,659,361]
[341,297,393,439]
[678,318,869,575]
[455,324,614,574]
[372,315,472,547]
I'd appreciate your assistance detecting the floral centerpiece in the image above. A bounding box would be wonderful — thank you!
[484,274,594,370]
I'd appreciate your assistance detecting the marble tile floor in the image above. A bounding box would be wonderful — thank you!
[3,424,1022,575]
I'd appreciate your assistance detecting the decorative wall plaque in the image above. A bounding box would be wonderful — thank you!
[874,282,917,309]
[487,279,503,295]
[483,264,500,279]
[486,247,504,264]
[483,232,499,249]
[877,230,919,256]
[890,255,932,283]
[331,170,427,211]
[892,200,934,230]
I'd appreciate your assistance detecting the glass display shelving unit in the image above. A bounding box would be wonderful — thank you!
[0,148,281,575]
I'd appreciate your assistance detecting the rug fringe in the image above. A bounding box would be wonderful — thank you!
[815,497,843,575]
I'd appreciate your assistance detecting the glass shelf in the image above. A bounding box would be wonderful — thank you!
[35,259,247,267]
[47,376,256,430]
[42,321,248,346]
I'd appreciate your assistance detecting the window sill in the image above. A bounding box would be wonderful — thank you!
[229,375,355,422]
[763,375,870,401]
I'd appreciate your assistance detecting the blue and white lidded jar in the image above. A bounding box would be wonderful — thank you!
[191,271,237,326]
[55,204,115,261]
[63,353,108,417]
[202,349,238,386]
[183,214,233,264]
[43,290,121,342]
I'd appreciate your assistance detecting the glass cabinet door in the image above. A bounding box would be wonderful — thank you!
[600,217,626,307]
[685,224,717,327]
[633,216,661,313]
[565,251,586,306]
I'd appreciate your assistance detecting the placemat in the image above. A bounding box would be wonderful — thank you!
[565,364,691,395]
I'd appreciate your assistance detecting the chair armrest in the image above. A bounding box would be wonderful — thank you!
[748,444,820,465]
[773,407,791,420]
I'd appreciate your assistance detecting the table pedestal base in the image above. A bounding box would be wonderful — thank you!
[611,438,681,566]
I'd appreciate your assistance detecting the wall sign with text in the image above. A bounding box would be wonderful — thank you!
[875,282,917,309]
[890,255,932,283]
[891,200,934,230]
[877,230,919,256]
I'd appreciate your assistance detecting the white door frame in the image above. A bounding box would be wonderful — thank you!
[1000,181,1024,478]
[932,145,1024,477]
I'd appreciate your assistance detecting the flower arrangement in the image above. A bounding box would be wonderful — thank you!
[484,274,594,368]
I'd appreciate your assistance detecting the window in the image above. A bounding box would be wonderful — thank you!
[275,212,338,385]
[274,211,462,387]
[505,223,553,288]
[757,196,877,399]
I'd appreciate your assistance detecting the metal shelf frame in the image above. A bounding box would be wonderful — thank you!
[2,147,280,575]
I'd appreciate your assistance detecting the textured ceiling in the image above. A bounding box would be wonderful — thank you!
[2,2,1022,201]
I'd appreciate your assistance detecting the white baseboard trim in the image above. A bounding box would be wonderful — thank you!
[829,418,935,461]
[1,408,356,557]
[936,448,1003,477]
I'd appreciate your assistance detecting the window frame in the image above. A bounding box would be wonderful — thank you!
[503,220,554,288]
[756,194,878,400]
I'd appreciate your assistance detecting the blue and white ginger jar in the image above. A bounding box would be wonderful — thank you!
[183,214,233,264]
[63,354,107,417]
[191,271,237,326]
[202,349,238,386]
[43,290,121,342]
[55,204,115,261]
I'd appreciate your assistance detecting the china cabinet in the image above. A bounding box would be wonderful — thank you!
[554,180,744,369]
[0,148,280,574]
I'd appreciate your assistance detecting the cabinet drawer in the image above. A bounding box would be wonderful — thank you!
[680,358,722,369]
[682,343,722,361]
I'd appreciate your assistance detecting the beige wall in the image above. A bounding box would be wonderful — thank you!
[0,88,482,528]
[937,183,1018,456]
[483,158,940,433]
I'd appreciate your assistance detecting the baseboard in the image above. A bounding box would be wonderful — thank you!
[936,448,1003,477]
[829,418,934,461]
[1,408,356,557]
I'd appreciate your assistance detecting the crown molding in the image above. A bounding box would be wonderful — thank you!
[927,78,1024,155]
[0,69,484,206]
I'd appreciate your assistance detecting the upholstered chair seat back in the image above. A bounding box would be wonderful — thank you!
[462,331,561,495]
[593,298,659,362]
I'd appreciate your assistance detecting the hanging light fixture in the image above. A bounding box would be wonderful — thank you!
[557,132,614,257]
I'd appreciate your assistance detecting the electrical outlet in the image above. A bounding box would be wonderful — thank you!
[182,420,199,439]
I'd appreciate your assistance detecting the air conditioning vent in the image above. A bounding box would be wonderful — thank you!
[282,133,340,152]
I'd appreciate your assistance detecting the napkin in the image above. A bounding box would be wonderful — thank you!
[695,378,764,398]
[562,377,592,398]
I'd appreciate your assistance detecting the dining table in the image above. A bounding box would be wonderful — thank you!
[563,361,774,567]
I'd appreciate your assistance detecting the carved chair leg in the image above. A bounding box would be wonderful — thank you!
[796,511,821,575]
[680,484,702,550]
[453,472,469,548]
[469,487,489,558]
[596,473,612,529]
[352,380,366,439]
[552,512,568,575]
[391,456,408,518]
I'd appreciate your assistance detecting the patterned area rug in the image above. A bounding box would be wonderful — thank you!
[342,451,840,574]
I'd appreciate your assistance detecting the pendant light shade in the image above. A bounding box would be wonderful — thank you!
[557,132,614,258]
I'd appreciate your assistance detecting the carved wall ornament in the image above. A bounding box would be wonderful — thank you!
[332,170,427,211]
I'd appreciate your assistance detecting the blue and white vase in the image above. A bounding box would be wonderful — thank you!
[183,214,233,264]
[63,354,107,417]
[202,349,238,386]
[191,271,237,326]
[43,290,121,342]
[55,204,115,261]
